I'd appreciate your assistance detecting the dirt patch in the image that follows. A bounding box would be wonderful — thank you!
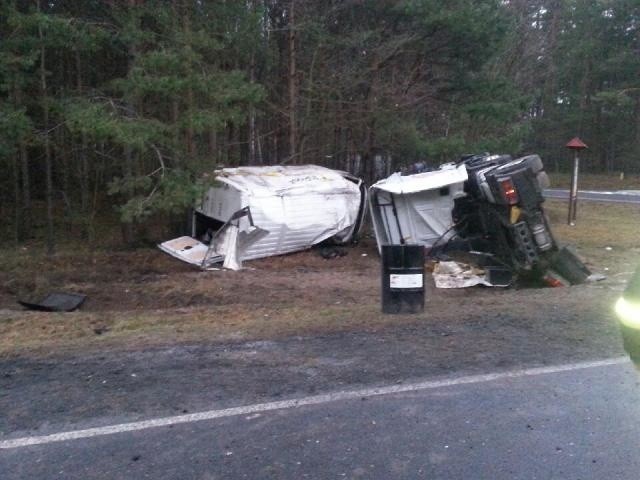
[0,199,635,358]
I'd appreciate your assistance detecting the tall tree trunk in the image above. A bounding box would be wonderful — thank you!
[38,0,55,255]
[19,139,30,238]
[76,49,90,233]
[544,0,561,173]
[59,127,70,221]
[299,45,320,165]
[230,123,240,165]
[119,0,141,245]
[287,0,297,162]
[121,145,135,245]
[578,57,591,134]
[13,84,31,239]
[183,2,195,156]
[542,0,561,114]
[208,129,217,163]
[13,152,20,244]
[249,51,259,165]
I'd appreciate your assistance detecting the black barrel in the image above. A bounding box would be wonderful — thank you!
[381,244,425,314]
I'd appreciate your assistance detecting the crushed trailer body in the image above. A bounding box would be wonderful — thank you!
[160,165,367,269]
[368,164,468,250]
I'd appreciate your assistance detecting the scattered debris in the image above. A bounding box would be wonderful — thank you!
[542,270,570,288]
[317,246,348,260]
[160,165,367,270]
[432,261,510,288]
[93,326,109,335]
[586,273,607,282]
[433,261,490,288]
[485,266,514,286]
[18,292,86,312]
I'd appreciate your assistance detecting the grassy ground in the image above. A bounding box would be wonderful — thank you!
[548,172,640,190]
[1,186,638,358]
[544,199,640,272]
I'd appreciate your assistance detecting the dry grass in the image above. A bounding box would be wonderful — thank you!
[545,200,640,250]
[544,199,640,280]
[0,304,379,357]
[548,172,640,191]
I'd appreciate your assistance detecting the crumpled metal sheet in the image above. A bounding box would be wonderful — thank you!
[371,164,468,194]
[159,207,269,271]
[199,165,365,260]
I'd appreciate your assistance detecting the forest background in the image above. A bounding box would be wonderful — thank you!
[1,0,638,252]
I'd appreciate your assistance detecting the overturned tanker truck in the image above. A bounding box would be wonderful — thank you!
[370,153,591,286]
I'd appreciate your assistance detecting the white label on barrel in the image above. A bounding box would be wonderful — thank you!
[389,274,423,289]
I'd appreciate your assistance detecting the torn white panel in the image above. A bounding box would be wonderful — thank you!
[369,165,467,251]
[221,225,241,271]
[195,165,366,261]
[160,207,269,270]
[372,164,467,195]
[432,261,493,289]
[159,236,214,266]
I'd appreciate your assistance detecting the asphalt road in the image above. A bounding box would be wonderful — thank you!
[3,357,640,479]
[544,189,640,204]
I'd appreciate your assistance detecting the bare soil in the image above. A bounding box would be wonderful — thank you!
[0,199,637,359]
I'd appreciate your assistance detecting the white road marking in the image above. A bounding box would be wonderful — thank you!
[0,357,628,450]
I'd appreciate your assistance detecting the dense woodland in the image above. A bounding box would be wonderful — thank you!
[1,0,639,251]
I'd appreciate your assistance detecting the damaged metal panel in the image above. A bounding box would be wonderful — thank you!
[161,165,366,269]
[160,207,268,270]
[159,236,211,266]
[196,165,366,261]
[369,164,467,249]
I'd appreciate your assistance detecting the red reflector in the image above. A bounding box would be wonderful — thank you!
[544,276,565,288]
[499,178,519,205]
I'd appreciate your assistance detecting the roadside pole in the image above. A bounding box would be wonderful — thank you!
[565,137,587,226]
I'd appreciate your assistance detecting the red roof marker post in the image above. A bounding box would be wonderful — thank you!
[565,137,588,226]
